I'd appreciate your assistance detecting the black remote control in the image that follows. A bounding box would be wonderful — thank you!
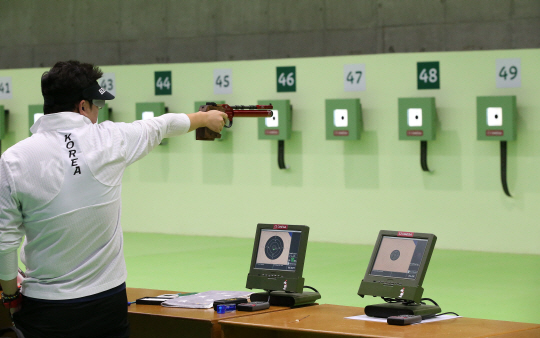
[237,301,270,311]
[387,315,422,326]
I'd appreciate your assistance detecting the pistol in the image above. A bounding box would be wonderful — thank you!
[196,102,273,141]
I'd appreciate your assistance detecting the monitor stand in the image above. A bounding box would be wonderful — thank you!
[250,291,321,307]
[364,302,441,319]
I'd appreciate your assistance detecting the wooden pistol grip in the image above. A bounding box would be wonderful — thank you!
[196,104,224,141]
[196,127,221,140]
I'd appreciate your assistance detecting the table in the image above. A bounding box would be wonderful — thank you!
[127,287,290,338]
[219,304,540,338]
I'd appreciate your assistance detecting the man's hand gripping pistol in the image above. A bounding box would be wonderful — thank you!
[196,102,273,140]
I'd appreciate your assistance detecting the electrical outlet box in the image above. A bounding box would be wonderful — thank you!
[0,105,6,139]
[28,105,44,136]
[136,102,167,144]
[477,96,516,141]
[194,100,227,141]
[258,100,291,140]
[325,99,362,140]
[398,97,436,141]
[98,104,111,124]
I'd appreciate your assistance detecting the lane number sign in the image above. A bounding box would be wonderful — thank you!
[417,61,440,90]
[0,77,12,99]
[155,71,172,95]
[496,58,521,88]
[99,73,116,97]
[214,68,232,94]
[344,64,366,92]
[277,66,296,92]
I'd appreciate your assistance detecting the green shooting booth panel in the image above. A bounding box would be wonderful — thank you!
[194,100,227,141]
[257,100,291,141]
[0,105,6,139]
[398,97,437,141]
[477,96,517,141]
[28,105,44,137]
[325,99,362,140]
[136,102,167,145]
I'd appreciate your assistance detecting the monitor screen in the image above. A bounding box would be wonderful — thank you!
[358,230,436,303]
[370,236,428,280]
[254,229,302,272]
[246,224,309,293]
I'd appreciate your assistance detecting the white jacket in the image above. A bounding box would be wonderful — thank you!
[0,112,190,300]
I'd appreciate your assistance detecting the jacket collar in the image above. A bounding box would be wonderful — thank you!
[30,112,92,134]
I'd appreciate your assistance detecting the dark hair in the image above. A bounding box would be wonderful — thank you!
[41,60,103,114]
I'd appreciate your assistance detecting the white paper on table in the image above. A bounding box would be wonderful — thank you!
[161,291,252,309]
[345,314,461,324]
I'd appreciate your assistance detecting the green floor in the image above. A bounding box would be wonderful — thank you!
[123,232,540,324]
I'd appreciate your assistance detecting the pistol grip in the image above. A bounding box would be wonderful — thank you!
[196,127,221,141]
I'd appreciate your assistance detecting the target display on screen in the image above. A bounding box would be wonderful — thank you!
[255,229,301,271]
[370,236,428,279]
[265,236,284,260]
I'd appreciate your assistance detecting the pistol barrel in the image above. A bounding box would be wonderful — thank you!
[232,109,273,117]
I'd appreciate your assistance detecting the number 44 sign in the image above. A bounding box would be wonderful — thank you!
[496,58,521,88]
[155,71,172,95]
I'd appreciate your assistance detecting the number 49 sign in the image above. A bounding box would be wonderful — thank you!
[496,58,521,88]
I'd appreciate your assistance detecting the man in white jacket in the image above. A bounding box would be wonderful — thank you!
[0,60,226,337]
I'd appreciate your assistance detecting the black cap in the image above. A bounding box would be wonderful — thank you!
[81,81,115,101]
[43,81,115,106]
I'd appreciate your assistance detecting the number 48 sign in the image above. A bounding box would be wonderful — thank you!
[417,61,440,90]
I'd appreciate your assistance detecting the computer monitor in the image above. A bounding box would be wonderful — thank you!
[246,223,309,293]
[358,230,437,304]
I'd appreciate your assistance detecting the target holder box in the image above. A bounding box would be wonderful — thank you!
[136,102,167,145]
[325,98,362,140]
[398,97,436,141]
[476,96,516,141]
[28,105,44,137]
[257,100,291,140]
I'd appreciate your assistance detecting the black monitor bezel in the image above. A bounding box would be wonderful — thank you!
[361,230,437,289]
[248,223,309,279]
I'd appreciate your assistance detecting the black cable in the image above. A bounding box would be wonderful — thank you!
[420,140,431,172]
[436,312,460,317]
[303,286,319,293]
[420,298,439,306]
[500,141,512,197]
[278,140,288,169]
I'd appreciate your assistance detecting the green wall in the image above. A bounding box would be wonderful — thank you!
[1,49,539,254]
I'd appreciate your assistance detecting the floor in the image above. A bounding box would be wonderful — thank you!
[122,232,540,324]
